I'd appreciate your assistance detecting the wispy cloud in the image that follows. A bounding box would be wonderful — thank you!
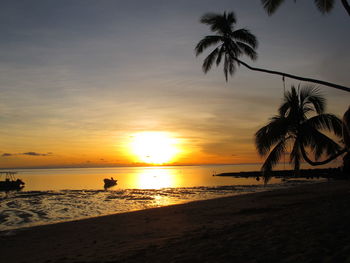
[22,152,53,156]
[1,152,53,157]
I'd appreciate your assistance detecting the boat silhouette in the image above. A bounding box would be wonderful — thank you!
[0,172,25,191]
[104,177,117,189]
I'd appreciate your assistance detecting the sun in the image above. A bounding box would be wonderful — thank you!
[130,132,179,164]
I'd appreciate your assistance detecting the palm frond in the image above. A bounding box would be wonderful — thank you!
[290,139,301,172]
[299,85,325,114]
[200,12,235,34]
[202,48,219,73]
[255,115,290,156]
[216,46,225,66]
[306,113,342,137]
[301,124,341,160]
[225,12,237,25]
[261,0,286,15]
[228,56,236,76]
[314,0,335,13]
[195,36,222,56]
[200,13,221,26]
[302,105,315,116]
[285,86,299,112]
[236,42,258,61]
[307,95,325,115]
[278,100,290,117]
[227,41,242,58]
[232,29,258,49]
[261,139,286,180]
[223,54,230,81]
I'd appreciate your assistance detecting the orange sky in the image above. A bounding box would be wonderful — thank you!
[0,1,349,169]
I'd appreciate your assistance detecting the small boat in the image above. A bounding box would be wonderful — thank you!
[104,177,117,189]
[0,171,25,191]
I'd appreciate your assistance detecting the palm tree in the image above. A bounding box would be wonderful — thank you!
[255,85,346,182]
[195,12,350,92]
[261,0,350,16]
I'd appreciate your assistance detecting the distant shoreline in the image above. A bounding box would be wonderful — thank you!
[214,167,345,179]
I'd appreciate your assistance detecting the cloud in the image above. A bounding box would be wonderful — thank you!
[22,152,52,156]
[1,152,53,157]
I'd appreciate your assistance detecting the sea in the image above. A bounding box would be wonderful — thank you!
[0,164,323,231]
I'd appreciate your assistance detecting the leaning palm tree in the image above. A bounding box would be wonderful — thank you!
[261,0,350,17]
[255,85,346,182]
[195,12,350,92]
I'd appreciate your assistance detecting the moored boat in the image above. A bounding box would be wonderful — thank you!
[0,172,25,191]
[104,177,117,189]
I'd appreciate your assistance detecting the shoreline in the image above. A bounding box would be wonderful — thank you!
[2,180,350,262]
[0,179,321,232]
[215,167,344,178]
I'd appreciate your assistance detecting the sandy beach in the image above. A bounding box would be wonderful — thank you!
[1,180,350,263]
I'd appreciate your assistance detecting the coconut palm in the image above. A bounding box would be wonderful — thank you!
[255,85,345,182]
[195,12,350,92]
[195,12,258,81]
[261,0,350,16]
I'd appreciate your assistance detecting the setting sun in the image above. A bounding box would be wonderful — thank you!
[130,132,180,164]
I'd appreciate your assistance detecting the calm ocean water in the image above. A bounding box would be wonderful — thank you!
[0,164,322,231]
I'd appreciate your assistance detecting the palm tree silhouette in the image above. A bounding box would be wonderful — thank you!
[261,0,350,17]
[255,85,345,181]
[195,12,350,92]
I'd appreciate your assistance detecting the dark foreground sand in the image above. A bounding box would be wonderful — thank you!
[2,181,350,263]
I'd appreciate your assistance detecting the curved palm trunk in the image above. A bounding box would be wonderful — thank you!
[232,57,350,93]
[341,0,350,16]
[300,145,347,166]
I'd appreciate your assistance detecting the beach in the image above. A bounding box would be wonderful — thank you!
[1,180,350,262]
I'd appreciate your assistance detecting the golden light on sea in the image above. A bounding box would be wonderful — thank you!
[130,131,180,164]
[135,168,178,189]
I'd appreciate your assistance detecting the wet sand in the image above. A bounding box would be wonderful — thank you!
[1,180,350,263]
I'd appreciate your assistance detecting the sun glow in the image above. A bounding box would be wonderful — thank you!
[130,132,179,164]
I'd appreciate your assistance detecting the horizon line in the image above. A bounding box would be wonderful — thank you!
[0,162,265,170]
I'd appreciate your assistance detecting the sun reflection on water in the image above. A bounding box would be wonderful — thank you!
[134,167,179,189]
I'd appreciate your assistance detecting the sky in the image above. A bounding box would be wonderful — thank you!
[0,0,349,169]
